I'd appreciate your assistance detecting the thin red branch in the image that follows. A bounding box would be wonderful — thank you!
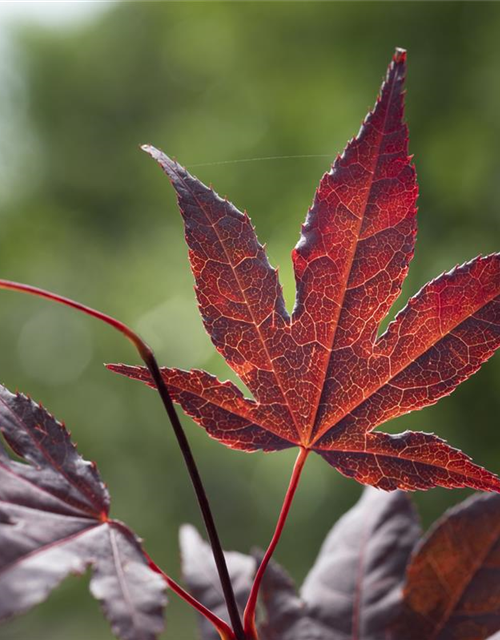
[145,552,235,640]
[0,279,245,640]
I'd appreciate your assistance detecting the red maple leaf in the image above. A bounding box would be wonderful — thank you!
[109,49,500,492]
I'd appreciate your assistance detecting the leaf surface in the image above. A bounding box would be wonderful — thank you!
[110,49,500,492]
[258,555,324,640]
[0,385,167,640]
[179,525,255,640]
[396,492,500,640]
[259,487,420,640]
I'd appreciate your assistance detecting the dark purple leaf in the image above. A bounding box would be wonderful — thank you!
[179,525,255,640]
[260,487,420,640]
[0,385,167,640]
[259,555,328,640]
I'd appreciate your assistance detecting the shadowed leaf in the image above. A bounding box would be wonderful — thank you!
[259,555,324,640]
[396,492,500,640]
[260,487,420,640]
[179,525,256,640]
[0,385,167,640]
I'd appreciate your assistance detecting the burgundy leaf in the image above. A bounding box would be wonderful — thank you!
[142,144,298,446]
[179,525,256,640]
[109,49,500,492]
[396,492,500,640]
[0,385,166,640]
[260,487,420,640]
[259,556,327,640]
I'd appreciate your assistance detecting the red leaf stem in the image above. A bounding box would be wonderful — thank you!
[145,553,235,640]
[243,447,309,637]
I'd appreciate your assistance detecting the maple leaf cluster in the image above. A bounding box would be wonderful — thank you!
[183,488,500,640]
[0,48,499,640]
[1,383,499,640]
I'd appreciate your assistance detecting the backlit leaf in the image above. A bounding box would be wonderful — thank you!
[109,49,500,492]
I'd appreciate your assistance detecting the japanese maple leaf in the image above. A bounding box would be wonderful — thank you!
[109,49,500,492]
[396,491,500,640]
[0,384,167,640]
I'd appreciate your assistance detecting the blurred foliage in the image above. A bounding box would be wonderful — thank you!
[1,2,500,639]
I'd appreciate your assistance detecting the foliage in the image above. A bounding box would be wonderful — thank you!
[110,51,500,493]
[0,388,166,640]
[0,38,499,640]
[183,489,500,640]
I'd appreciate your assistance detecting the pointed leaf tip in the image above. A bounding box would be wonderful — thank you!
[141,143,159,156]
[394,47,407,63]
[141,144,170,166]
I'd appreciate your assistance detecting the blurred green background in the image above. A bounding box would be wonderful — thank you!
[0,2,499,639]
